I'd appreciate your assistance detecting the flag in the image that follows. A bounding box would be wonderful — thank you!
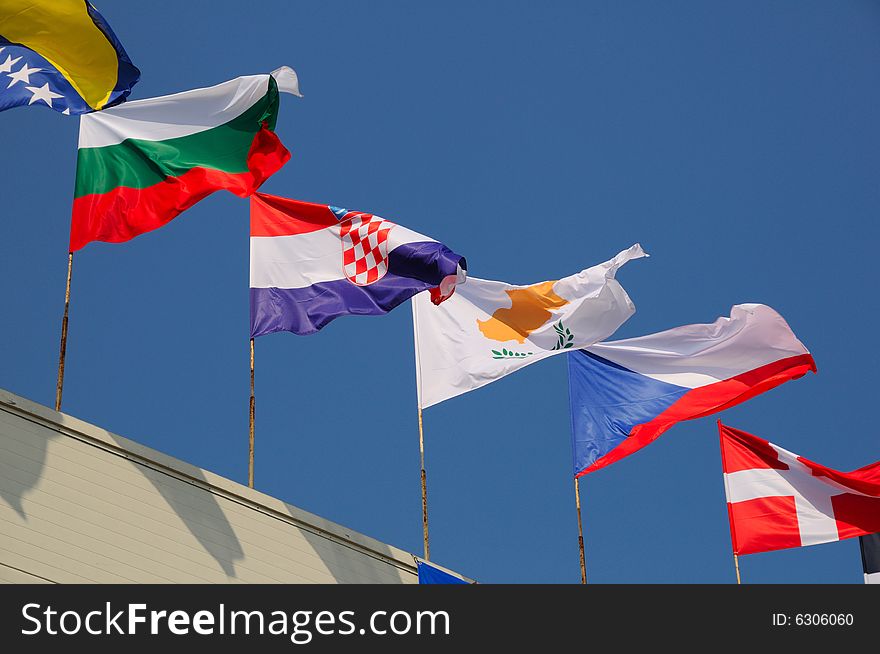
[860,534,880,584]
[416,559,471,584]
[568,304,815,476]
[0,0,139,115]
[413,244,647,408]
[70,68,299,251]
[720,423,880,556]
[249,193,467,337]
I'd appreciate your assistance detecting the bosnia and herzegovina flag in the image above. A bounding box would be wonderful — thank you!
[0,0,140,115]
[71,68,301,251]
[568,304,816,476]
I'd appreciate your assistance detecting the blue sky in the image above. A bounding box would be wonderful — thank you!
[1,1,878,583]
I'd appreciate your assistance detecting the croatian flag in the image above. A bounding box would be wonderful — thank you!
[568,304,816,476]
[250,193,466,337]
[720,423,880,555]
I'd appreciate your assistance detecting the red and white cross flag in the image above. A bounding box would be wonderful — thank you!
[719,422,880,556]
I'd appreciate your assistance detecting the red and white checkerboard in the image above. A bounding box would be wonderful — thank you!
[340,213,396,285]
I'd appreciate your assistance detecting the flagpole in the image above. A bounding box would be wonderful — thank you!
[718,420,742,584]
[574,476,587,584]
[55,252,74,412]
[412,298,430,560]
[418,405,430,560]
[248,338,255,488]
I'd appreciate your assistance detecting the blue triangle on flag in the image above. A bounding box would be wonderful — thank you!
[416,560,470,584]
[329,206,348,220]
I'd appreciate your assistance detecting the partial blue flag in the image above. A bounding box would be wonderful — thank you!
[416,559,471,584]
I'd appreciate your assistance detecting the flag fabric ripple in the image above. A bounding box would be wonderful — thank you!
[0,0,139,114]
[249,192,467,337]
[70,69,299,251]
[413,245,647,409]
[568,304,816,477]
[720,423,880,556]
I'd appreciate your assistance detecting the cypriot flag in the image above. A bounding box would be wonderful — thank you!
[413,244,647,408]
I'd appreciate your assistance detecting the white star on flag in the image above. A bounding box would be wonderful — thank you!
[0,54,23,74]
[25,82,63,107]
[7,63,41,88]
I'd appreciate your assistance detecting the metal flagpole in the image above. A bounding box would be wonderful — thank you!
[411,298,431,560]
[719,420,741,584]
[248,338,255,488]
[575,476,587,584]
[418,406,430,560]
[55,252,74,412]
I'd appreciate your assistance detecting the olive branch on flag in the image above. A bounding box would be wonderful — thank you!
[491,348,534,359]
[551,320,575,350]
[490,320,574,358]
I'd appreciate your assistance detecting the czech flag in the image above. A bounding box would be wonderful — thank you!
[568,304,816,477]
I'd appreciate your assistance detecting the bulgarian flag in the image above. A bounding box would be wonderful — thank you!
[70,67,301,251]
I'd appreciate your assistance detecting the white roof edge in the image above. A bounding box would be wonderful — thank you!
[0,388,418,576]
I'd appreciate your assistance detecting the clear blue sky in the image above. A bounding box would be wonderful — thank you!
[1,1,878,583]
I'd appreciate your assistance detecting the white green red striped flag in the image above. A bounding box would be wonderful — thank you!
[69,67,301,251]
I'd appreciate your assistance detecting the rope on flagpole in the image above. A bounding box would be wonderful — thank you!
[249,338,255,489]
[55,252,74,412]
[418,405,430,560]
[733,553,742,584]
[575,476,587,584]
